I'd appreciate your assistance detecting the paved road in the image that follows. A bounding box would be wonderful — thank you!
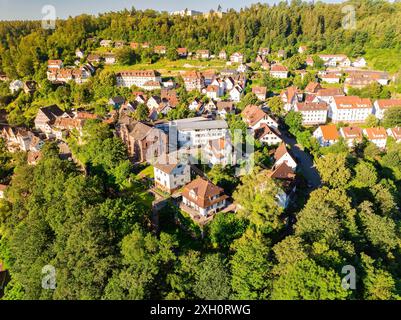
[281,132,322,189]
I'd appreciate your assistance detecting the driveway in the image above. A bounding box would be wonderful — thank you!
[281,132,321,189]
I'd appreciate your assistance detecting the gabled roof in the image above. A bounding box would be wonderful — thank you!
[274,143,291,162]
[316,87,344,97]
[304,82,322,94]
[296,102,328,111]
[182,177,228,208]
[269,162,296,180]
[318,125,340,141]
[270,64,288,72]
[333,96,372,109]
[388,127,401,140]
[364,127,387,140]
[38,105,65,121]
[241,104,268,127]
[375,99,401,109]
[340,126,363,140]
[254,123,281,140]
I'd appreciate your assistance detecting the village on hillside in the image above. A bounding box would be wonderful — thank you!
[1,37,400,231]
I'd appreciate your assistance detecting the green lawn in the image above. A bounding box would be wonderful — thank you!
[365,48,401,74]
[138,165,154,179]
[105,58,228,76]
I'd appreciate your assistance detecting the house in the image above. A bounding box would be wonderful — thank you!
[104,53,116,65]
[154,46,167,55]
[277,50,286,58]
[229,85,243,102]
[254,124,282,146]
[9,80,23,93]
[241,104,278,130]
[306,56,314,67]
[313,87,345,104]
[51,117,84,139]
[1,127,45,152]
[130,42,139,49]
[230,52,244,64]
[294,102,328,125]
[147,96,162,111]
[177,47,188,58]
[154,160,191,194]
[47,59,63,69]
[373,99,401,120]
[270,64,288,79]
[273,143,297,169]
[87,54,101,64]
[320,73,341,84]
[352,57,367,68]
[100,39,113,47]
[181,177,228,218]
[281,86,303,112]
[318,54,351,67]
[0,72,8,81]
[237,64,248,73]
[206,85,221,100]
[196,50,210,59]
[340,126,363,147]
[188,99,204,113]
[252,86,267,101]
[182,71,205,92]
[117,119,168,163]
[258,48,270,56]
[0,184,6,199]
[216,101,235,119]
[141,42,150,49]
[298,46,307,54]
[363,127,387,149]
[203,137,236,167]
[142,81,162,91]
[329,96,373,123]
[313,124,340,147]
[34,105,69,134]
[114,41,125,48]
[304,82,322,95]
[387,127,401,143]
[255,55,265,64]
[116,70,161,89]
[161,89,179,108]
[23,81,37,94]
[219,50,227,60]
[109,96,125,109]
[75,49,84,59]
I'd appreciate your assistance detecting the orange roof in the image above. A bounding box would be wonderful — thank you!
[319,125,340,141]
[296,102,327,111]
[376,99,401,109]
[270,64,288,72]
[388,127,401,140]
[274,143,290,162]
[316,88,344,97]
[305,82,322,94]
[364,127,387,140]
[241,105,268,127]
[340,126,363,140]
[252,86,267,95]
[333,96,372,109]
[182,177,228,209]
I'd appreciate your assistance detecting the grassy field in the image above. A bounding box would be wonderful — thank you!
[105,58,229,77]
[365,48,401,74]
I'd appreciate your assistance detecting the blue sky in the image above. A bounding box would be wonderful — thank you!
[0,0,345,21]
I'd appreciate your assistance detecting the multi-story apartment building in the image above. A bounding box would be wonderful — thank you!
[328,96,373,123]
[373,99,401,120]
[294,102,328,125]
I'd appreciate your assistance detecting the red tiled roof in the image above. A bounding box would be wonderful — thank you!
[319,125,340,140]
[182,177,228,209]
[333,96,372,109]
[364,127,387,140]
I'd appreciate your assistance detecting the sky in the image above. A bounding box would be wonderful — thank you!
[0,0,345,21]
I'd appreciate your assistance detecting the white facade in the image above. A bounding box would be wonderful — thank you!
[329,97,373,123]
[116,71,161,89]
[154,163,191,193]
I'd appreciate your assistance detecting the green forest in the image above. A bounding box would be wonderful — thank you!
[1,0,401,300]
